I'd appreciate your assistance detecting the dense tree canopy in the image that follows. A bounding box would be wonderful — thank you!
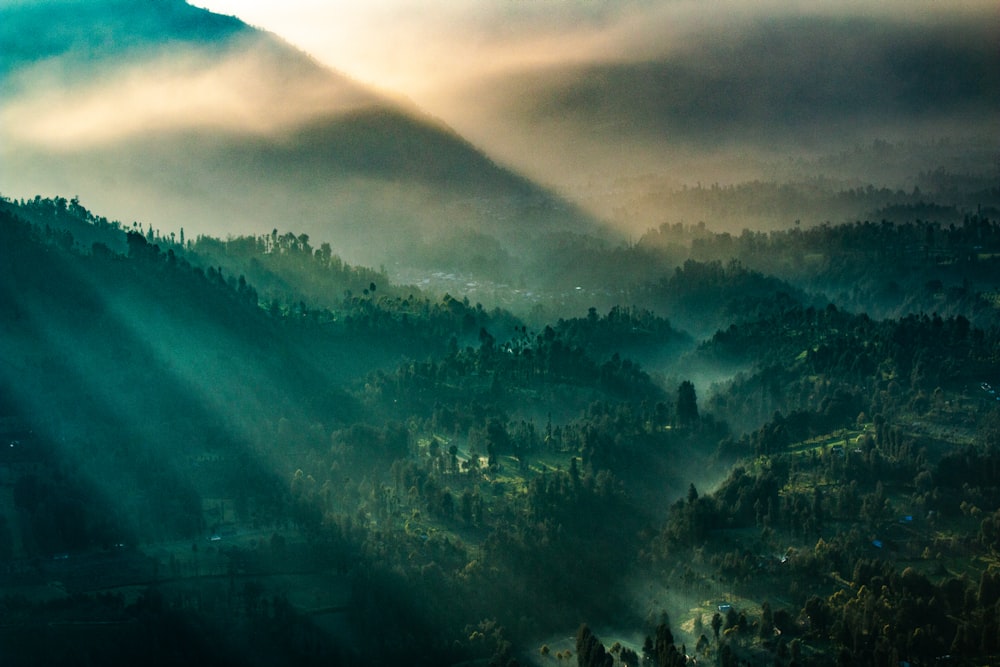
[1,194,998,666]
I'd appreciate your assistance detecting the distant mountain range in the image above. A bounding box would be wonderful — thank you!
[0,0,605,273]
[439,12,1000,194]
[3,1,996,278]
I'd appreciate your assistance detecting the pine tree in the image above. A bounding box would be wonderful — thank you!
[676,380,699,427]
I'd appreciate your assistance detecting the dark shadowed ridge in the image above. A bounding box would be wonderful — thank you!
[1,0,610,275]
[275,108,538,196]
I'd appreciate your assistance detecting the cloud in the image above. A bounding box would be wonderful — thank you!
[414,5,1000,198]
[4,0,996,250]
[1,33,377,150]
[194,0,1000,102]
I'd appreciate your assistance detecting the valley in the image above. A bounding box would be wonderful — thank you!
[1,1,998,665]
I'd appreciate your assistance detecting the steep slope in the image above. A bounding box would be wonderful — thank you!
[0,0,604,274]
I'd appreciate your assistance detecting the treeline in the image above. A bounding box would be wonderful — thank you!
[638,214,1000,326]
[189,230,394,312]
[601,145,1000,236]
[532,213,1000,332]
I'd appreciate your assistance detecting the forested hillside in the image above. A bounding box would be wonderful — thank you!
[1,195,999,666]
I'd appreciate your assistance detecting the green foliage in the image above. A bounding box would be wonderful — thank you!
[3,194,1000,666]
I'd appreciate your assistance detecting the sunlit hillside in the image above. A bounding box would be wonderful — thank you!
[1,1,999,666]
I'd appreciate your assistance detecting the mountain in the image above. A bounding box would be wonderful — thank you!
[437,13,1000,196]
[0,0,605,274]
[0,0,248,76]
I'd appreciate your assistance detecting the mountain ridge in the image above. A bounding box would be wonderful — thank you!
[0,0,607,274]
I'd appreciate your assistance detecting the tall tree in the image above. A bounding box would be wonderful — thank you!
[576,624,611,667]
[676,380,699,427]
[653,623,686,667]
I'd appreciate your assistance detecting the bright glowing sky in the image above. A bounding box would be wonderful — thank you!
[191,0,607,100]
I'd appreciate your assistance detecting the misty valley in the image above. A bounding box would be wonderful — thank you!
[3,188,1000,666]
[2,1,1000,666]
